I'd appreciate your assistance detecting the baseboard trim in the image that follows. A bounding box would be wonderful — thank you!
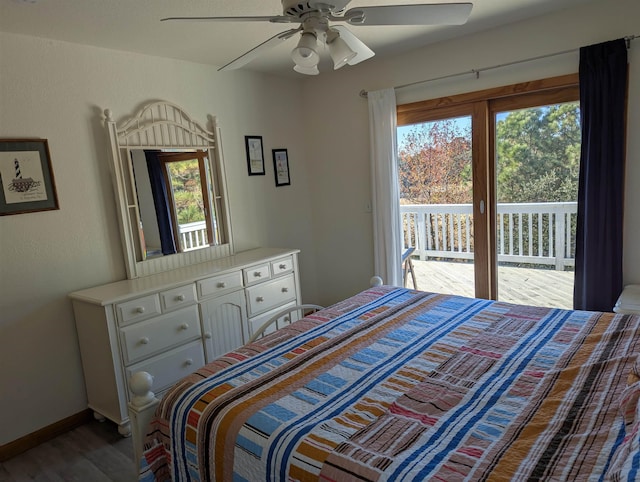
[0,409,93,462]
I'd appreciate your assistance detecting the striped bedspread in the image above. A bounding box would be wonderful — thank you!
[139,286,640,481]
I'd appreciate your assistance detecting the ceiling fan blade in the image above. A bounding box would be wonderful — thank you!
[343,3,473,26]
[218,28,300,71]
[331,25,374,66]
[161,15,293,24]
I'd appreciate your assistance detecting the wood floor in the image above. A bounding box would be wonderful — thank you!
[0,421,135,481]
[408,259,575,309]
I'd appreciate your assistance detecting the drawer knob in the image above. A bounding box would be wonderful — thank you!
[135,306,145,314]
[217,282,226,288]
[254,272,262,277]
[256,296,264,302]
[282,287,289,293]
[185,358,193,366]
[139,337,150,345]
[204,332,212,339]
[279,264,287,269]
[176,294,185,301]
[179,323,189,331]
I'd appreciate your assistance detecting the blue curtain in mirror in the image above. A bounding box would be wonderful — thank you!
[145,150,177,255]
[574,38,627,311]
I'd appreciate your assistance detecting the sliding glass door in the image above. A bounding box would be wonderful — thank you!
[397,75,579,303]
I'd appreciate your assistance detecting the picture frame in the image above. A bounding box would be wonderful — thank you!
[245,135,265,176]
[272,149,290,187]
[0,139,59,216]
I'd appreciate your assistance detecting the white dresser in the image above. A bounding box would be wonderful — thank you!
[69,247,301,436]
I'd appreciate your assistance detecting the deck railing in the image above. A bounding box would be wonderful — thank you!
[179,221,209,252]
[401,202,577,270]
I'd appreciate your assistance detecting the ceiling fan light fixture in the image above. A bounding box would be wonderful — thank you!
[293,64,320,75]
[291,32,319,68]
[328,35,356,70]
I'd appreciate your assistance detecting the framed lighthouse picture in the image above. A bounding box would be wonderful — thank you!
[0,139,59,216]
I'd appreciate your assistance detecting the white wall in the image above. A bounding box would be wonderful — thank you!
[0,33,318,444]
[301,0,640,306]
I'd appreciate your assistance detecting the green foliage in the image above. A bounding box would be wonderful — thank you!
[167,160,206,225]
[496,103,580,203]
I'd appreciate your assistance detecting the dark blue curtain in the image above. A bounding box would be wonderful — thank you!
[145,150,177,255]
[574,39,627,311]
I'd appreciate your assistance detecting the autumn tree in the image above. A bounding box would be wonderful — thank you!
[398,118,472,205]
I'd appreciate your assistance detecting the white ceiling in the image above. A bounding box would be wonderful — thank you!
[0,0,597,77]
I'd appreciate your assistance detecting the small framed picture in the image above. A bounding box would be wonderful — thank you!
[272,149,290,187]
[245,136,265,176]
[0,139,59,216]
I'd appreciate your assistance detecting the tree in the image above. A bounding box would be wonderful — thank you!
[398,118,472,204]
[496,103,580,203]
[398,102,580,205]
[168,160,206,224]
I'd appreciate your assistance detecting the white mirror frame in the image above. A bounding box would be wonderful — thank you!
[105,101,234,279]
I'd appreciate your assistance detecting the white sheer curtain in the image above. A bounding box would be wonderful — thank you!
[368,88,402,286]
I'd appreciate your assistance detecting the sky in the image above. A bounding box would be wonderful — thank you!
[397,112,510,148]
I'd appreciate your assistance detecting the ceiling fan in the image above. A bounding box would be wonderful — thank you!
[162,1,473,75]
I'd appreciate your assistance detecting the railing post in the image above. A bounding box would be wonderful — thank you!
[555,210,566,271]
[417,212,427,261]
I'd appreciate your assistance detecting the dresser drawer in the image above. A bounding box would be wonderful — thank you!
[243,263,271,286]
[119,305,201,365]
[271,256,294,277]
[126,340,205,395]
[116,294,161,326]
[246,274,296,317]
[160,284,196,312]
[197,271,243,299]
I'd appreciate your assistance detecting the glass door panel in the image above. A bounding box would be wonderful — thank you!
[494,102,579,308]
[397,115,475,297]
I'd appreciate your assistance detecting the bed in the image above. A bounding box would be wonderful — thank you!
[130,284,640,481]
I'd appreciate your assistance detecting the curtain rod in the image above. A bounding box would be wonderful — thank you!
[359,34,638,99]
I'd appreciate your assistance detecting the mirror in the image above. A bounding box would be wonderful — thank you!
[105,101,233,279]
[130,149,222,259]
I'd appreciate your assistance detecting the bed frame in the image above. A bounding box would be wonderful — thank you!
[127,276,384,466]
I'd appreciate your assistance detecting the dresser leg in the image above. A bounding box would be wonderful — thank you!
[118,421,132,437]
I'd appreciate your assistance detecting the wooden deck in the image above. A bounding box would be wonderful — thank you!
[407,260,575,309]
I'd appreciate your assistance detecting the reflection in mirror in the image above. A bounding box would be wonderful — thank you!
[131,149,224,260]
[106,101,233,279]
